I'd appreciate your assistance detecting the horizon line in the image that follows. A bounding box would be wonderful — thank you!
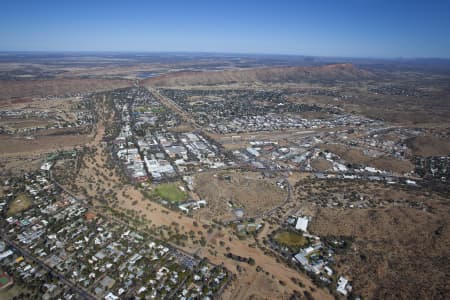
[0,50,449,61]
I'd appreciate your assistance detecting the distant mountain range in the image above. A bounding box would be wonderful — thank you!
[144,63,374,86]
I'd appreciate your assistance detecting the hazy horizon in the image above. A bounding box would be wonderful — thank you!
[1,50,450,62]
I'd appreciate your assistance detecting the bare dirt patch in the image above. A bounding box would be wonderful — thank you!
[320,143,414,174]
[0,134,91,158]
[0,78,132,99]
[0,156,43,176]
[7,193,32,216]
[406,135,450,156]
[194,170,287,222]
[310,158,332,171]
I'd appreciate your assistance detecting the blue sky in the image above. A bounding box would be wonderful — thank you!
[1,0,449,58]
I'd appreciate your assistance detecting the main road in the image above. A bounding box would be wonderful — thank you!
[146,87,201,129]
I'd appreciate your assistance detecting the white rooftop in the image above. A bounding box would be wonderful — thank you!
[295,216,309,232]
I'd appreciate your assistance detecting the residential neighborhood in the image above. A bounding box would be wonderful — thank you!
[0,169,230,299]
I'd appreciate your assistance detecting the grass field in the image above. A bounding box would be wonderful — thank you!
[7,193,32,217]
[0,271,13,290]
[274,230,308,248]
[155,183,187,203]
[0,276,9,285]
